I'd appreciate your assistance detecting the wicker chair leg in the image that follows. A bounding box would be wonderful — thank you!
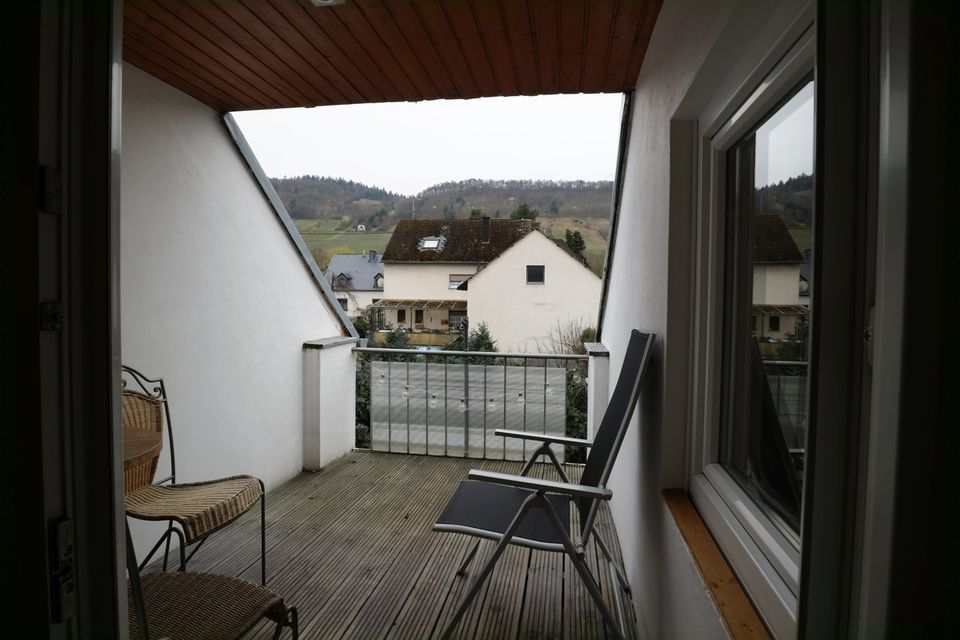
[161,520,174,571]
[272,606,298,640]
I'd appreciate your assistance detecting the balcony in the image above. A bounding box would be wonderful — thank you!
[168,451,634,639]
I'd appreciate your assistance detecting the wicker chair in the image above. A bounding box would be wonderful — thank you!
[126,526,298,640]
[122,366,267,584]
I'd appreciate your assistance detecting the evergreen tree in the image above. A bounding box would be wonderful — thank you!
[468,323,497,352]
[510,203,541,230]
[565,229,586,256]
[510,203,539,221]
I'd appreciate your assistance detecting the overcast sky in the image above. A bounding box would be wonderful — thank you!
[755,81,814,187]
[232,93,624,196]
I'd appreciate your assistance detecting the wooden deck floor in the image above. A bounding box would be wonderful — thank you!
[168,452,636,639]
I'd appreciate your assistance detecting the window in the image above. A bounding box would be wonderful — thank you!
[526,265,545,284]
[686,22,816,635]
[720,79,813,534]
[336,298,348,311]
[375,275,384,289]
[414,309,423,324]
[397,309,406,324]
[449,274,470,289]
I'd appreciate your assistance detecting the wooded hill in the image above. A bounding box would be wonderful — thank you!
[272,176,613,232]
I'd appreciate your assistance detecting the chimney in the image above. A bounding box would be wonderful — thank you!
[368,250,377,262]
[481,216,491,243]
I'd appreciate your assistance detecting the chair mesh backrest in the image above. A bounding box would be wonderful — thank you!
[577,331,653,520]
[122,390,164,492]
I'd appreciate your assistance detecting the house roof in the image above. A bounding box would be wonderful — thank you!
[326,251,384,291]
[753,216,804,264]
[382,219,534,264]
[123,0,663,112]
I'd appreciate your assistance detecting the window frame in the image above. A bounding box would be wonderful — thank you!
[526,264,545,284]
[686,18,815,638]
[448,274,470,289]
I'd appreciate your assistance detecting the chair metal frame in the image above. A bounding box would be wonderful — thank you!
[434,330,654,640]
[122,365,267,585]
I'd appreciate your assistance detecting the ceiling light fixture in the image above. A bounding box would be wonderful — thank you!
[310,0,346,6]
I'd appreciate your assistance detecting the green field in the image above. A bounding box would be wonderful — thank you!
[538,216,609,274]
[788,227,813,253]
[294,220,391,269]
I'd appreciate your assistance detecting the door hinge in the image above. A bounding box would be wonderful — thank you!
[49,518,76,623]
[39,165,63,215]
[864,305,875,366]
[40,302,64,331]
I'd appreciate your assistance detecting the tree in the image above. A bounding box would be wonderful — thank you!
[510,203,539,221]
[510,203,541,230]
[549,200,560,215]
[468,322,497,352]
[350,308,374,338]
[385,326,410,351]
[469,209,485,219]
[564,229,586,257]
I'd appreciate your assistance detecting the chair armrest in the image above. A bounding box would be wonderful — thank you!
[467,470,612,500]
[494,429,593,448]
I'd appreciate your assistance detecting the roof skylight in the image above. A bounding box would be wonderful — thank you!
[418,236,445,251]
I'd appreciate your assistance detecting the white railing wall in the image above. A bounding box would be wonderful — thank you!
[303,336,360,470]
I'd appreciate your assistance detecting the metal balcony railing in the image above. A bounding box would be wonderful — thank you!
[762,359,809,473]
[353,347,589,462]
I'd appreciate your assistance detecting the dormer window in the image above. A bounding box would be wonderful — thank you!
[418,236,445,251]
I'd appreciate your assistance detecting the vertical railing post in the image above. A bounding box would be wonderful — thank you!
[463,353,470,457]
[584,342,610,441]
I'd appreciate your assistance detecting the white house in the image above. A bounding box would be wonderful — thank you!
[466,231,602,352]
[326,250,384,315]
[375,217,600,350]
[751,215,807,340]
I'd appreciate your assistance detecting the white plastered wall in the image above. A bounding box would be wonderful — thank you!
[342,289,381,315]
[467,232,601,352]
[753,264,802,305]
[382,262,478,300]
[121,64,344,558]
[598,0,741,636]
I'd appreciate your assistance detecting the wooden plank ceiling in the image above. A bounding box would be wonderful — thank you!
[123,0,663,112]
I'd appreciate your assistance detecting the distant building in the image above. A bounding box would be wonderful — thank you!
[374,217,600,351]
[752,215,807,340]
[356,223,366,232]
[325,250,383,314]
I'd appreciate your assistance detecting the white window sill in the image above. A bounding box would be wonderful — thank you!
[691,469,798,638]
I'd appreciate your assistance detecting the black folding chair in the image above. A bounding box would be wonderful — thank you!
[433,330,654,640]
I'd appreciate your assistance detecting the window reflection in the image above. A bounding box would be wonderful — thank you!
[721,80,814,533]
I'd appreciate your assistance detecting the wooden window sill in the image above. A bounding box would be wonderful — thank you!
[663,489,771,639]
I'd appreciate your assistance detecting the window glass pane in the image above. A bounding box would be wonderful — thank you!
[526,265,545,283]
[720,80,813,533]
